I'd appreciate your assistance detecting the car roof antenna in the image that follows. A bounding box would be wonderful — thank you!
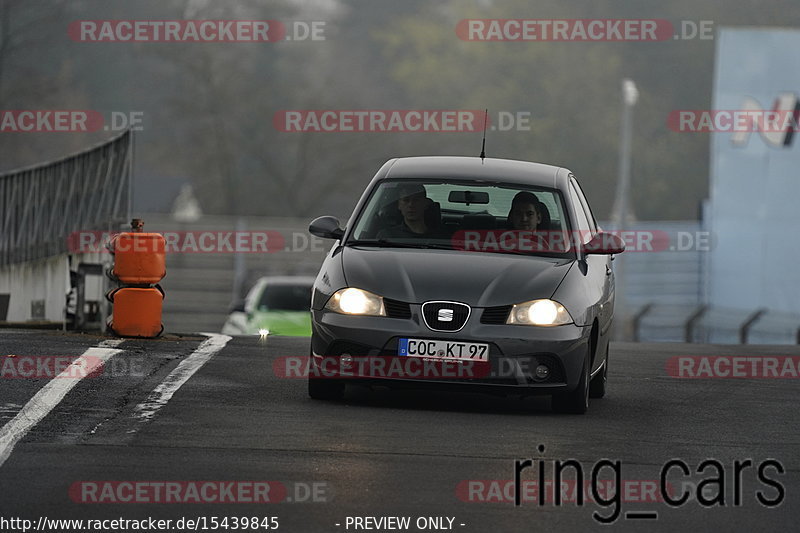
[479,109,488,162]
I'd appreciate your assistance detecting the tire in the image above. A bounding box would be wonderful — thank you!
[307,348,345,401]
[589,341,609,399]
[552,352,589,414]
[308,376,345,401]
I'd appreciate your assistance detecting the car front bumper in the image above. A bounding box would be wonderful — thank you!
[310,306,591,394]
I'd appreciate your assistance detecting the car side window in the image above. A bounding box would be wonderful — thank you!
[568,183,592,245]
[569,177,598,233]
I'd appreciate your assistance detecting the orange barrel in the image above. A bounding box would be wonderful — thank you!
[109,232,166,284]
[108,287,164,337]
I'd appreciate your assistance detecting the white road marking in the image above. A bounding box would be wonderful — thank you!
[130,333,231,428]
[0,339,125,469]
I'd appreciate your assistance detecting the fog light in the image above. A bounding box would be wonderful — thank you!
[535,364,550,380]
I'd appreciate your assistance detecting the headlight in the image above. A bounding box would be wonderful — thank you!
[506,299,573,326]
[325,288,386,316]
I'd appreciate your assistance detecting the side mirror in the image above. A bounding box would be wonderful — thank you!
[229,299,247,313]
[584,232,626,255]
[309,216,345,240]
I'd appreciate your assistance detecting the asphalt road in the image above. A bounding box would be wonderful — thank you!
[0,329,797,532]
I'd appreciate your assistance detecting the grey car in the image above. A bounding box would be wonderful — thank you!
[307,156,625,413]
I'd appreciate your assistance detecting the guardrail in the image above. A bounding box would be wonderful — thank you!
[632,303,800,344]
[0,130,132,266]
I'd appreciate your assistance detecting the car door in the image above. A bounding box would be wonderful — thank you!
[566,176,613,369]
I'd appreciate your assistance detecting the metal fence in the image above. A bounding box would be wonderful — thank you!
[0,130,132,266]
[631,304,800,344]
[605,220,800,344]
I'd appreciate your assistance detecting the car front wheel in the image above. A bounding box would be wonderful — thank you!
[589,341,609,399]
[308,376,345,401]
[552,353,589,414]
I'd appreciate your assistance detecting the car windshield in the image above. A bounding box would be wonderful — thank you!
[258,284,313,311]
[347,179,573,257]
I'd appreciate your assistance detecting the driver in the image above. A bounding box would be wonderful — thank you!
[377,183,440,238]
[507,191,543,231]
[506,191,555,252]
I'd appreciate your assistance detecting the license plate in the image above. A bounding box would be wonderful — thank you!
[398,338,489,362]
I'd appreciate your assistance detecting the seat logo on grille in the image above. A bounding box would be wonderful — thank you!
[422,301,470,332]
[438,308,454,322]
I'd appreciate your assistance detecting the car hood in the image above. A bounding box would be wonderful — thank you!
[341,246,574,307]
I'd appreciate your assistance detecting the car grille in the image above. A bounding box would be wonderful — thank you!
[384,298,412,319]
[480,305,512,324]
[421,301,470,332]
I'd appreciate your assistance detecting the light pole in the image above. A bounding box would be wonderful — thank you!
[612,79,638,339]
[613,79,639,229]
